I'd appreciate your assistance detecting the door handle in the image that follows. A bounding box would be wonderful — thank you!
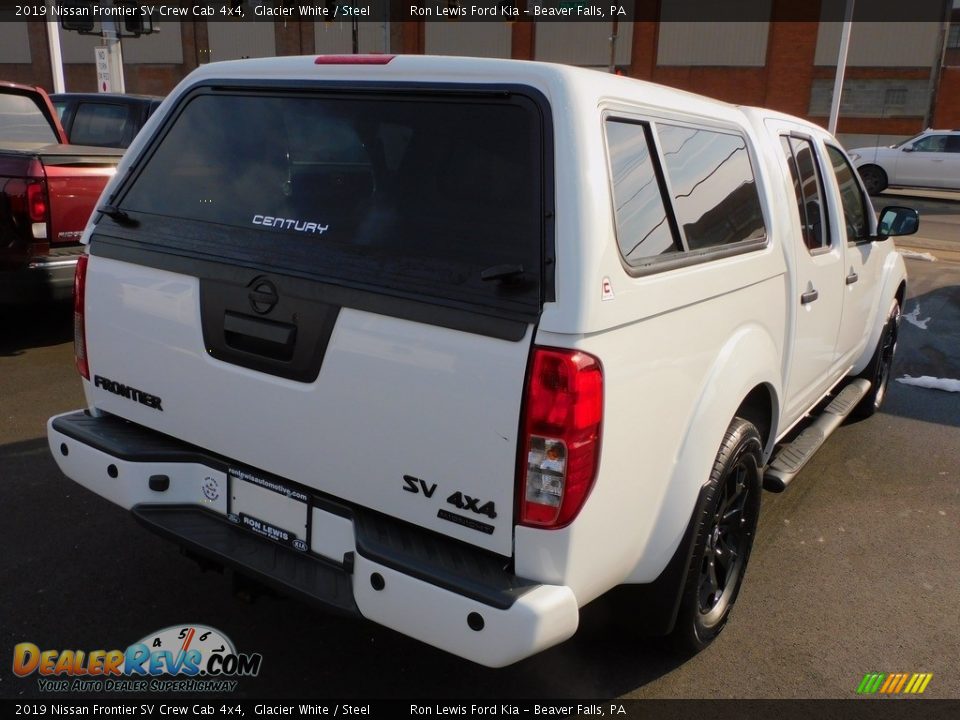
[800,289,819,304]
[224,311,297,361]
[846,271,859,285]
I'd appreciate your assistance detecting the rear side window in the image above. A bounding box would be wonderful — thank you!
[69,103,130,147]
[826,145,869,242]
[117,90,544,317]
[604,116,767,271]
[0,93,59,144]
[606,120,677,264]
[780,135,829,253]
[657,124,766,252]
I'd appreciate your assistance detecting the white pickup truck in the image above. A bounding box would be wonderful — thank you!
[48,55,918,667]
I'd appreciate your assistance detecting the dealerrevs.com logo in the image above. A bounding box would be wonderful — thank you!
[13,625,262,693]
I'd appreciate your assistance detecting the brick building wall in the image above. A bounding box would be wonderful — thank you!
[3,16,958,135]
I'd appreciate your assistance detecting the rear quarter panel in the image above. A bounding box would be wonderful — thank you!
[516,91,790,602]
[45,162,117,245]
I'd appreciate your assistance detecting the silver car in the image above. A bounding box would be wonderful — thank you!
[850,129,960,194]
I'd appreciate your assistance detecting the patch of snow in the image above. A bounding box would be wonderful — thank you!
[902,305,931,330]
[895,375,960,392]
[898,250,937,262]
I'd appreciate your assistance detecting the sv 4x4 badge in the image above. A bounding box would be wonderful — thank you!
[403,475,497,534]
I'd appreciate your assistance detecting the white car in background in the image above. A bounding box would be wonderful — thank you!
[850,129,960,194]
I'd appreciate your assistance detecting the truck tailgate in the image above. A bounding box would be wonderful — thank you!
[84,253,531,556]
[37,144,121,245]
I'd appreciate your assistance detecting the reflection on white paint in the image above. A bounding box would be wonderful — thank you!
[896,375,960,392]
[903,305,931,330]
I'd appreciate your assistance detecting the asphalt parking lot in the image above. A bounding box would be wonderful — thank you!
[1,194,958,701]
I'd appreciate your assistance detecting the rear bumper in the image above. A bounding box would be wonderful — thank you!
[47,410,579,667]
[0,255,77,303]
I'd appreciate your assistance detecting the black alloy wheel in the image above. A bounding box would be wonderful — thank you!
[698,458,754,625]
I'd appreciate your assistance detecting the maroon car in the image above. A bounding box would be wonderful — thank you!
[1,81,123,303]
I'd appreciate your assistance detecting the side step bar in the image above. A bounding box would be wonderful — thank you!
[763,379,871,492]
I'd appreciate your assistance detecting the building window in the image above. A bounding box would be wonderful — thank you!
[884,88,907,107]
[948,23,960,49]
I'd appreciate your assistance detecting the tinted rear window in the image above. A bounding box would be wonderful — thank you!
[605,119,677,265]
[0,93,59,144]
[70,102,130,147]
[657,123,766,251]
[118,91,544,316]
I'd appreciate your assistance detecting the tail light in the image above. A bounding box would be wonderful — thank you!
[518,347,603,528]
[26,181,48,221]
[74,254,89,380]
[26,180,49,239]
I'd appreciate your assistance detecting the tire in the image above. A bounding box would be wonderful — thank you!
[668,417,763,654]
[853,299,901,419]
[858,165,888,195]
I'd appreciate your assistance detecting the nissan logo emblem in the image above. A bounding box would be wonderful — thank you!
[248,278,279,315]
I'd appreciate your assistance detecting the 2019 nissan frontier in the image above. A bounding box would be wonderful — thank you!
[47,55,917,667]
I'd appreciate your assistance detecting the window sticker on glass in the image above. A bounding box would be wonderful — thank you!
[251,215,330,234]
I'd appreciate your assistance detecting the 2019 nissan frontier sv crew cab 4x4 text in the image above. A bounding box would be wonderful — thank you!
[47,55,918,668]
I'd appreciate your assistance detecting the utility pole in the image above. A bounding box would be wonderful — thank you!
[59,1,148,94]
[828,0,855,135]
[46,3,66,93]
[609,19,619,74]
[100,18,126,93]
[924,0,953,129]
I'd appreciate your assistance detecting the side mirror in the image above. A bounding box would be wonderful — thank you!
[901,145,914,153]
[877,206,919,238]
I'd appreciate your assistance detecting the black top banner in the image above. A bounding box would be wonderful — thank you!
[3,700,960,720]
[0,0,953,24]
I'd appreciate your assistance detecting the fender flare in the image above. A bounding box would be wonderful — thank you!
[620,323,781,631]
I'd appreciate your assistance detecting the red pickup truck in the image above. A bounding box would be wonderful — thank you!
[1,81,123,303]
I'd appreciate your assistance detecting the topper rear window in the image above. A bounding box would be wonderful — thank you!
[112,87,548,321]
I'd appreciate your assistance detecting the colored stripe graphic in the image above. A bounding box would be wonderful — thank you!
[857,672,932,695]
[894,673,909,693]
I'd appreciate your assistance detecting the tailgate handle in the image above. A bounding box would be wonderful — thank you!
[223,311,296,361]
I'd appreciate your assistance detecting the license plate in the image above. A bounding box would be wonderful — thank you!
[228,467,309,552]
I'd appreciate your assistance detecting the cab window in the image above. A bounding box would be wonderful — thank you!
[780,135,829,253]
[826,145,869,243]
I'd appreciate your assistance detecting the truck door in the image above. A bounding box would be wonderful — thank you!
[824,144,880,368]
[895,133,952,188]
[775,130,844,420]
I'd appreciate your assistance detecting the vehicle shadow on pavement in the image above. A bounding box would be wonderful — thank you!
[873,195,960,218]
[222,589,692,698]
[0,435,48,472]
[0,301,73,357]
[877,284,960,429]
